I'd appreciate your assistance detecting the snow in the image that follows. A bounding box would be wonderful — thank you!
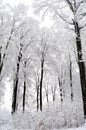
[53,125,86,130]
[0,110,85,130]
[0,0,86,130]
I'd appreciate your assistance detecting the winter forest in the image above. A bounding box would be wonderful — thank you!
[0,0,86,130]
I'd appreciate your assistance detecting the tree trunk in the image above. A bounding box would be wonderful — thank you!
[11,62,20,114]
[40,58,44,111]
[11,44,22,114]
[45,85,49,103]
[22,60,27,113]
[23,81,26,113]
[0,35,12,76]
[58,77,63,103]
[46,93,49,103]
[69,55,73,101]
[53,94,55,102]
[0,23,14,76]
[74,21,86,116]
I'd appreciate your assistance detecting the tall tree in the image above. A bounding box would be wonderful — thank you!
[44,82,49,103]
[69,54,73,101]
[12,43,23,114]
[40,50,45,111]
[65,0,86,116]
[11,16,39,113]
[22,59,27,113]
[51,84,56,102]
[35,72,40,111]
[33,0,86,116]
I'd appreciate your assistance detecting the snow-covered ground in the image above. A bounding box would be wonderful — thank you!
[53,124,86,130]
[0,123,86,130]
[0,110,85,130]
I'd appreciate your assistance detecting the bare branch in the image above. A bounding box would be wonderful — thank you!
[65,0,74,12]
[76,1,83,10]
[55,10,73,25]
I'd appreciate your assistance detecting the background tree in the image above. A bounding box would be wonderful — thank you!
[33,0,86,116]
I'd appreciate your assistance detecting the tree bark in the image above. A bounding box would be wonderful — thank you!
[11,44,22,114]
[23,60,27,113]
[40,58,44,111]
[53,94,55,102]
[73,21,86,116]
[23,81,26,113]
[0,34,13,76]
[46,93,49,103]
[69,55,73,101]
[12,62,20,114]
[51,86,56,102]
[58,77,63,103]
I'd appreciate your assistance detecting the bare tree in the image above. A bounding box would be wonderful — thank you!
[35,72,40,111]
[40,51,45,111]
[68,54,73,101]
[12,42,23,114]
[58,69,66,106]
[22,59,27,113]
[33,0,86,116]
[51,84,57,102]
[44,82,49,103]
[58,0,86,116]
[38,31,49,111]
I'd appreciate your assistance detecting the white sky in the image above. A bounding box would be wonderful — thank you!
[3,0,32,6]
[3,0,53,28]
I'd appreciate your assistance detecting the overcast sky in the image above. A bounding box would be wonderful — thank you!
[3,0,32,6]
[2,0,53,28]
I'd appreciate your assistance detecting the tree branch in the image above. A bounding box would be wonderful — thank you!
[55,10,73,25]
[65,0,74,12]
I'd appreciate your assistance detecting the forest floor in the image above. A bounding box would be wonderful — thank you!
[0,120,85,130]
[0,110,85,130]
[0,123,86,130]
[53,124,86,130]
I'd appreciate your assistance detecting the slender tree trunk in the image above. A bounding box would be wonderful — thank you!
[0,47,3,76]
[74,21,86,116]
[12,62,20,114]
[58,77,63,103]
[0,33,13,76]
[11,44,22,114]
[23,81,26,113]
[45,85,49,103]
[22,60,27,113]
[40,58,44,111]
[69,55,73,101]
[51,85,56,102]
[53,94,55,102]
[46,93,49,103]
